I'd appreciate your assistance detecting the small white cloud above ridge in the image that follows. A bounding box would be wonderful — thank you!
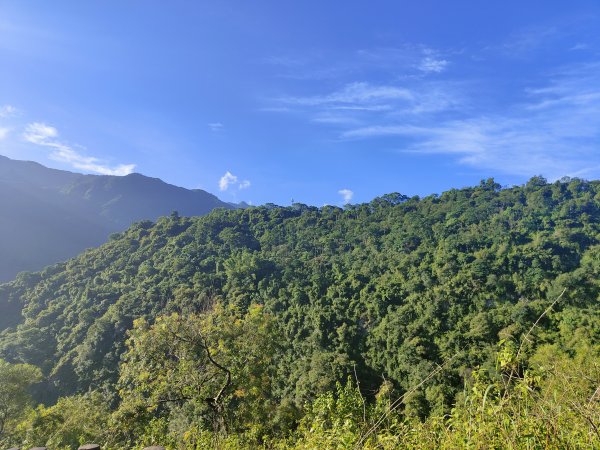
[219,171,238,191]
[219,171,251,191]
[338,188,354,203]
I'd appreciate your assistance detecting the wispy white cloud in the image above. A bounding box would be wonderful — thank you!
[330,105,393,112]
[268,80,462,127]
[497,26,561,57]
[258,106,294,113]
[262,43,458,128]
[23,122,57,143]
[338,188,354,203]
[0,127,9,140]
[279,82,413,107]
[342,124,427,139]
[262,32,600,180]
[418,56,449,73]
[219,171,251,191]
[356,44,452,74]
[0,104,19,118]
[208,122,224,132]
[570,43,589,51]
[342,62,600,179]
[264,43,453,82]
[482,16,598,61]
[22,122,136,176]
[312,112,361,125]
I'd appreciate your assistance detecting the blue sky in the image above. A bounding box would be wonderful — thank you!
[1,1,600,206]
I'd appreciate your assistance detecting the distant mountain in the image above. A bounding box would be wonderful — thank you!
[0,155,233,281]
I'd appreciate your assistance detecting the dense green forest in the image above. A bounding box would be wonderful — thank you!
[0,176,599,448]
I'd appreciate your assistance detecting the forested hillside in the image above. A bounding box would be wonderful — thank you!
[0,155,232,282]
[0,176,599,448]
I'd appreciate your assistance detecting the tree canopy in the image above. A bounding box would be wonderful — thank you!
[0,177,599,447]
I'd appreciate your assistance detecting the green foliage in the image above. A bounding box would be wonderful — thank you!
[0,359,42,446]
[1,177,600,447]
[112,304,287,448]
[291,379,370,449]
[13,392,111,450]
[281,342,600,449]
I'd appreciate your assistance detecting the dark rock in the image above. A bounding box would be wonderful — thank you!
[78,445,101,450]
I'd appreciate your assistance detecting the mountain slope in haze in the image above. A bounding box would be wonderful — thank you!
[0,155,233,282]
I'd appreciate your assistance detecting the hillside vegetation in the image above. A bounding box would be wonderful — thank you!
[0,176,598,448]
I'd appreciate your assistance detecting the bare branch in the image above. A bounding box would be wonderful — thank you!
[202,338,231,406]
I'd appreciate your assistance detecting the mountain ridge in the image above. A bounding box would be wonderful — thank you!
[0,155,234,281]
